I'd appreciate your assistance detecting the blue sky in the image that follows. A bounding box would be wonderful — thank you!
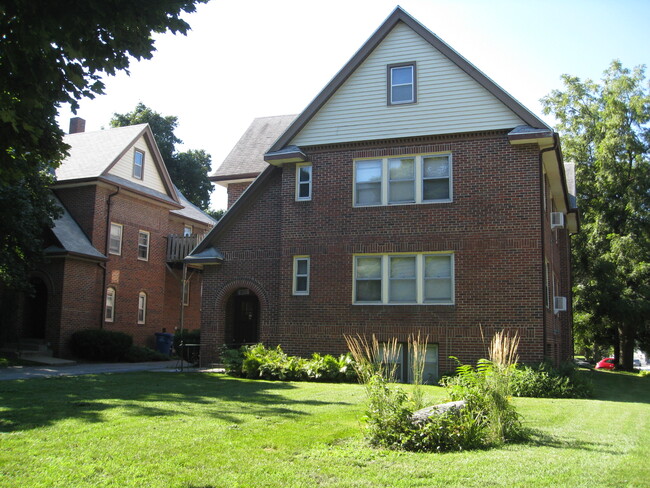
[55,0,650,209]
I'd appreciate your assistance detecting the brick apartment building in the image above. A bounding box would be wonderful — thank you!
[190,7,578,381]
[7,120,215,357]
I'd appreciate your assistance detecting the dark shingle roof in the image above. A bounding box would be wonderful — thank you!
[46,196,106,261]
[211,115,296,181]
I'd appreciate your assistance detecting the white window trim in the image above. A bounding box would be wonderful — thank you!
[353,153,452,207]
[137,230,150,261]
[183,225,193,237]
[109,223,123,255]
[293,256,310,295]
[133,149,145,180]
[295,163,312,201]
[353,253,455,305]
[388,62,416,105]
[137,291,147,324]
[182,280,190,307]
[105,287,116,322]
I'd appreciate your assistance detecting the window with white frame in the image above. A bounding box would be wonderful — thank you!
[109,223,123,255]
[354,253,454,305]
[293,256,310,295]
[182,280,189,306]
[296,163,312,201]
[137,292,147,324]
[354,154,451,207]
[378,342,440,384]
[183,225,193,237]
[105,287,116,322]
[137,230,150,261]
[133,149,145,180]
[388,63,416,105]
[544,260,551,309]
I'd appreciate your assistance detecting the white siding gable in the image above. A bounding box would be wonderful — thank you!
[290,22,525,147]
[107,135,168,194]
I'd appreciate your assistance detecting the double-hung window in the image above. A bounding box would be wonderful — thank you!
[388,63,416,105]
[354,253,454,305]
[137,292,147,324]
[296,164,312,201]
[109,223,123,255]
[105,287,116,322]
[354,154,452,206]
[293,256,310,295]
[138,230,150,261]
[133,150,145,180]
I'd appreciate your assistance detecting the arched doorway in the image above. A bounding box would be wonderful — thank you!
[225,288,260,345]
[23,277,48,339]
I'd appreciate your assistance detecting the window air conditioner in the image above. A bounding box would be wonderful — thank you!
[550,212,565,230]
[554,296,567,313]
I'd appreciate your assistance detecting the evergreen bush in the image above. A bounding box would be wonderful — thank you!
[69,329,133,362]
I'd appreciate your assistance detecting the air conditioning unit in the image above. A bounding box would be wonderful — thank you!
[554,296,567,313]
[550,212,565,230]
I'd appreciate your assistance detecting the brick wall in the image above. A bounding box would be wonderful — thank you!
[200,132,572,371]
[227,182,254,208]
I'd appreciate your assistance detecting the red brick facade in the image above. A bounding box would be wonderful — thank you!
[199,132,574,374]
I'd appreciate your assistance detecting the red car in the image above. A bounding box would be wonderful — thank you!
[596,357,616,370]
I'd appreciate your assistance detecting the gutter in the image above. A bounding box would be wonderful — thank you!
[539,136,558,360]
[100,185,120,328]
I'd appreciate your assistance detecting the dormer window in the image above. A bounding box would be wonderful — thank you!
[388,63,416,105]
[133,149,145,180]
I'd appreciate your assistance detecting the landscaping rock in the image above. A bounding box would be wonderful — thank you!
[411,400,467,425]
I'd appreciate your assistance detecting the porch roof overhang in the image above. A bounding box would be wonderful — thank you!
[264,145,308,166]
[183,246,224,267]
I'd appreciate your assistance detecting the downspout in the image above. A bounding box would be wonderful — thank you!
[100,185,120,328]
[539,133,559,360]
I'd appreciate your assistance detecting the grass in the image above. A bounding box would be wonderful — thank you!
[1,369,649,488]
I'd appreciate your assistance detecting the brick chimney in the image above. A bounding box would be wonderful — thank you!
[69,117,86,134]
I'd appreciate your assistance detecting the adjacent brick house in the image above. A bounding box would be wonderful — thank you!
[191,7,578,381]
[9,121,215,357]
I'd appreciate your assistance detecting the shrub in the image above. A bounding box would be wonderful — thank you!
[221,344,358,383]
[125,346,169,363]
[349,330,529,452]
[510,362,593,398]
[363,374,414,449]
[0,357,9,368]
[404,407,486,452]
[70,329,133,362]
[220,345,245,376]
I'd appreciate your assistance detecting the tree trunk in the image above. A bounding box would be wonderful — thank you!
[618,324,635,370]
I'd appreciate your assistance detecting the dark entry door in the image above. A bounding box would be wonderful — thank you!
[24,278,47,339]
[232,293,259,344]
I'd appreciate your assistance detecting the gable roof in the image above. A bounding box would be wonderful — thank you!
[266,6,549,159]
[59,124,180,203]
[210,115,296,183]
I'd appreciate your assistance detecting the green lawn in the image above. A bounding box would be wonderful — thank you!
[1,369,649,488]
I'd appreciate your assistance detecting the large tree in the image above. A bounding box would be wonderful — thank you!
[110,103,213,210]
[542,61,650,369]
[0,0,206,290]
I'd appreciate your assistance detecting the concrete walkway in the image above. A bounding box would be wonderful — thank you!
[0,360,207,381]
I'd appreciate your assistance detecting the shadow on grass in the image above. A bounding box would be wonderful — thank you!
[526,429,620,454]
[579,369,650,404]
[0,373,353,432]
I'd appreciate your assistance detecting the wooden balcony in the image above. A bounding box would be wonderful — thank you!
[167,234,204,263]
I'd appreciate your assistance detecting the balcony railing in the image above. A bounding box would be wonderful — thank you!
[167,234,204,262]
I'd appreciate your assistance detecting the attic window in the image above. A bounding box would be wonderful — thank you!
[133,149,145,180]
[388,63,416,105]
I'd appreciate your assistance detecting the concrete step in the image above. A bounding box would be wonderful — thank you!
[19,354,77,366]
[3,340,52,355]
